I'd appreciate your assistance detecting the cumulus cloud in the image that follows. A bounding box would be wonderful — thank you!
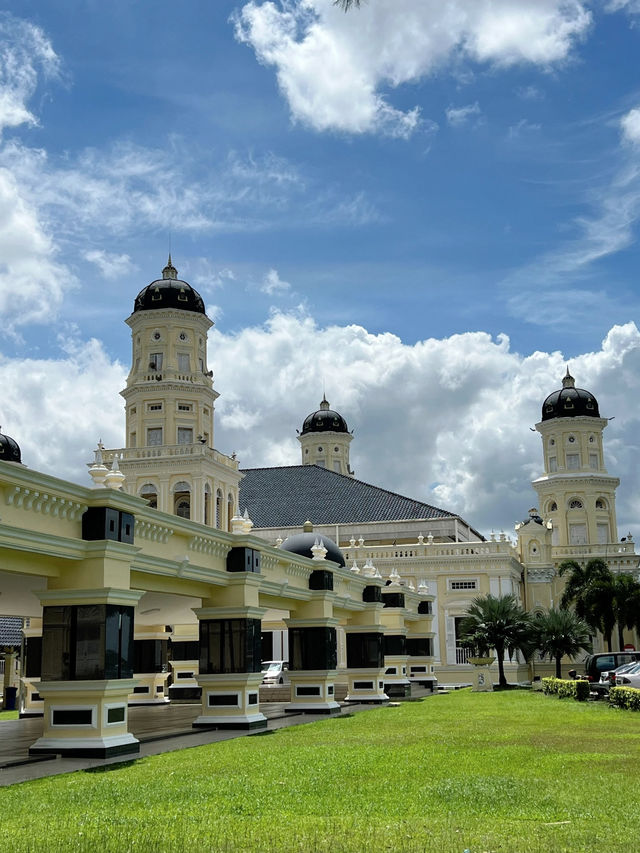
[0,337,126,481]
[3,315,640,539]
[207,311,640,537]
[234,0,591,136]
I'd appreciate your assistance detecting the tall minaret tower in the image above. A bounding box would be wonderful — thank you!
[104,257,241,528]
[298,396,354,476]
[532,369,619,550]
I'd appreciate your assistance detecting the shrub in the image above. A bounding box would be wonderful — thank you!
[542,677,589,701]
[609,686,640,711]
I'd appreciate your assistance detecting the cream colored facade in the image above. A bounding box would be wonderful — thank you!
[2,262,639,762]
[103,258,241,531]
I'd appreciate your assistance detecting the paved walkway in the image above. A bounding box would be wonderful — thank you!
[0,688,436,787]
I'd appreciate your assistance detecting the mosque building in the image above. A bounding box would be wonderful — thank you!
[0,259,637,757]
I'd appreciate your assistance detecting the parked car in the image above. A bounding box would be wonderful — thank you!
[261,660,290,686]
[583,651,640,682]
[599,661,640,685]
[613,662,640,689]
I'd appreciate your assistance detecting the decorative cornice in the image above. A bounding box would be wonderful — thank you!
[188,535,231,559]
[5,486,86,520]
[527,568,556,583]
[134,518,174,543]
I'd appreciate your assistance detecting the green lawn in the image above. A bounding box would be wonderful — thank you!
[1,690,638,852]
[0,709,18,720]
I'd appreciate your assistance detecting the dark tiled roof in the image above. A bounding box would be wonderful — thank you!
[238,465,455,528]
[0,616,22,647]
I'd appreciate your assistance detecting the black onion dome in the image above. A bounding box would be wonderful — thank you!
[133,256,205,315]
[301,396,349,435]
[280,532,345,567]
[0,427,21,463]
[541,369,600,421]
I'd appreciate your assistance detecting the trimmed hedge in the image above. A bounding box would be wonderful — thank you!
[609,686,640,711]
[542,677,590,701]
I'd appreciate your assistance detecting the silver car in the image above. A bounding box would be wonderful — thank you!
[613,661,640,688]
[261,660,290,686]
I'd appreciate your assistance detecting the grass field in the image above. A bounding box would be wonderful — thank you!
[1,689,638,852]
[0,709,18,720]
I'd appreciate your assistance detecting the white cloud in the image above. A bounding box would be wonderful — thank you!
[0,13,60,135]
[3,315,640,539]
[0,337,126,481]
[234,0,591,137]
[507,118,542,138]
[621,107,640,146]
[84,250,136,280]
[446,102,482,127]
[207,311,640,536]
[260,268,291,294]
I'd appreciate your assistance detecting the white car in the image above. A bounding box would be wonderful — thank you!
[261,660,290,686]
[599,661,640,685]
[613,661,640,689]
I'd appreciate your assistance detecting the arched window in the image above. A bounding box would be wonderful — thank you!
[204,483,212,525]
[139,483,158,509]
[568,498,583,510]
[215,489,223,528]
[173,481,191,519]
[596,498,607,510]
[548,501,558,512]
[227,494,235,532]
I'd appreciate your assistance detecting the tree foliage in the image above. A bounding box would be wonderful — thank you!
[459,594,531,687]
[334,0,362,10]
[532,608,592,678]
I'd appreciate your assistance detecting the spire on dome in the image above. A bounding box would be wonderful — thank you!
[562,366,575,389]
[319,395,330,411]
[162,254,178,280]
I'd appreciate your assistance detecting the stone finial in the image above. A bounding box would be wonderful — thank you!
[363,558,375,578]
[88,440,109,488]
[427,532,434,544]
[275,537,283,547]
[350,558,360,574]
[162,254,178,280]
[418,579,429,594]
[231,510,245,534]
[358,536,365,547]
[104,454,126,490]
[388,566,401,585]
[349,536,356,548]
[242,508,254,533]
[303,519,313,533]
[562,366,575,389]
[311,537,328,561]
[418,534,424,544]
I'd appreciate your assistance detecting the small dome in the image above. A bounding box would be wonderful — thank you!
[301,396,349,435]
[133,256,206,315]
[0,427,21,463]
[521,508,543,526]
[280,531,345,567]
[541,369,600,421]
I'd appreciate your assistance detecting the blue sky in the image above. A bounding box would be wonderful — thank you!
[2,1,640,536]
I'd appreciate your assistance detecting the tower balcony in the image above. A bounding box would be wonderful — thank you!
[103,445,239,472]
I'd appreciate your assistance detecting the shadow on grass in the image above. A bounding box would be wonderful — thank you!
[84,759,138,774]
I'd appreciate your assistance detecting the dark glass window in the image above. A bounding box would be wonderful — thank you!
[24,637,42,679]
[169,640,199,661]
[134,639,168,674]
[199,619,262,674]
[407,638,433,657]
[289,627,337,671]
[41,604,135,681]
[346,632,384,669]
[383,635,406,656]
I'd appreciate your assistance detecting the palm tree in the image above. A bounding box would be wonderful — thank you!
[334,0,361,9]
[611,572,640,651]
[559,558,615,650]
[459,594,532,688]
[532,608,592,678]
